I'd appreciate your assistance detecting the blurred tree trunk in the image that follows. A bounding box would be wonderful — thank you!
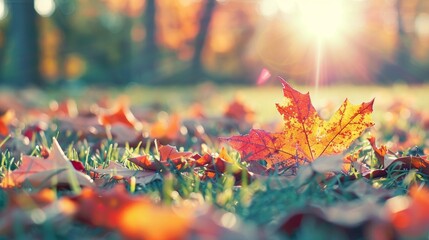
[395,0,409,65]
[156,0,217,85]
[7,0,41,86]
[378,0,415,83]
[117,18,132,85]
[142,0,158,83]
[52,5,72,85]
[191,0,216,82]
[0,27,6,84]
[394,0,415,82]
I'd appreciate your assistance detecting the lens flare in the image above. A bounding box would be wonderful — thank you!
[34,0,56,17]
[0,0,8,20]
[298,0,347,41]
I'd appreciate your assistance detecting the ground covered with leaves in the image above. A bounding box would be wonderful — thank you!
[1,81,429,239]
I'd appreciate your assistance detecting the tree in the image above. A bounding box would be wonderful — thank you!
[6,0,41,86]
[191,0,216,82]
[141,0,158,83]
[158,0,217,84]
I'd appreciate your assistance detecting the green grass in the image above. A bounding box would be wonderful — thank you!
[4,83,428,123]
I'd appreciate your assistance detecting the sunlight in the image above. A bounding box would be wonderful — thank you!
[255,0,363,87]
[298,0,347,41]
[258,0,350,41]
[259,0,278,17]
[0,0,7,20]
[34,0,56,17]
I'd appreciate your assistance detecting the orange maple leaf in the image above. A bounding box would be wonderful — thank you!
[224,78,374,167]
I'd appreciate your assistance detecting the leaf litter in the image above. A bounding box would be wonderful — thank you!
[0,80,429,239]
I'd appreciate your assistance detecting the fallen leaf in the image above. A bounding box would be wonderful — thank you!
[149,113,181,142]
[158,144,193,162]
[224,79,374,168]
[224,98,254,123]
[344,178,392,200]
[49,99,78,118]
[189,103,206,119]
[194,152,251,184]
[0,109,14,136]
[118,197,192,240]
[70,160,86,173]
[71,185,192,240]
[128,155,162,171]
[224,129,278,163]
[341,148,369,174]
[109,123,142,145]
[98,102,141,130]
[278,200,389,238]
[1,138,93,188]
[0,189,76,235]
[338,156,429,183]
[22,121,48,140]
[387,186,429,237]
[129,144,193,171]
[385,156,429,175]
[311,154,345,174]
[189,206,259,239]
[368,136,387,166]
[92,162,161,186]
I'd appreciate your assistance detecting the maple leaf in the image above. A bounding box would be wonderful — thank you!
[224,78,374,168]
[1,138,93,188]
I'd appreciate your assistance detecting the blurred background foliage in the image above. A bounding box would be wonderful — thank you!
[0,0,429,87]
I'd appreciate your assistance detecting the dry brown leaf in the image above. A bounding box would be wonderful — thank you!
[92,162,161,186]
[1,138,93,188]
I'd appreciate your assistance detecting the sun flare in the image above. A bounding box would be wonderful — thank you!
[259,0,350,42]
[298,0,347,41]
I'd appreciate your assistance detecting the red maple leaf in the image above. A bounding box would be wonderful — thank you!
[224,78,374,168]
